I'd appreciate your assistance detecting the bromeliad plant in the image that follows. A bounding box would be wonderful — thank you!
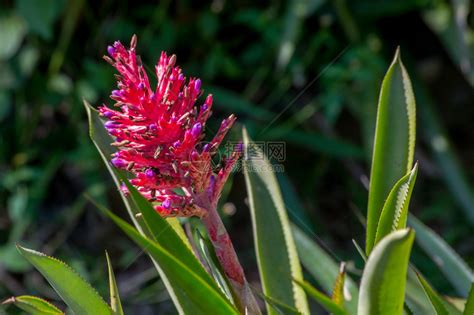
[4,36,474,315]
[99,37,258,312]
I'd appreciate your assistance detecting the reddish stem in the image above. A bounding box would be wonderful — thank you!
[201,203,261,314]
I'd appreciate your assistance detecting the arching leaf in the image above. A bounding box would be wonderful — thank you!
[358,229,415,315]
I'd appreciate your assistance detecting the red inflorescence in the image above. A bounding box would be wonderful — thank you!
[99,35,241,217]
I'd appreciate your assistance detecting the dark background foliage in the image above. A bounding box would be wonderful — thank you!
[0,0,473,313]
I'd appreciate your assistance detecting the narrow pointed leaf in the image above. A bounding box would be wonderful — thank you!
[367,49,416,255]
[99,204,237,315]
[352,239,367,262]
[2,295,63,315]
[189,221,235,304]
[405,269,437,315]
[292,224,359,314]
[332,263,346,307]
[374,163,418,245]
[408,214,474,296]
[358,229,415,315]
[242,128,309,315]
[406,265,457,314]
[294,280,348,315]
[105,252,124,315]
[464,283,474,315]
[16,246,112,315]
[167,217,192,251]
[416,273,452,315]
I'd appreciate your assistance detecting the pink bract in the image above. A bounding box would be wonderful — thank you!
[99,35,241,217]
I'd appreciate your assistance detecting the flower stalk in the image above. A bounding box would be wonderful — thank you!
[197,195,261,314]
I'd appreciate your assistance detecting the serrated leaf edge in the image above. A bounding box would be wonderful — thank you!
[374,164,418,245]
[392,163,417,231]
[331,263,346,306]
[17,245,111,310]
[3,295,63,314]
[400,55,417,174]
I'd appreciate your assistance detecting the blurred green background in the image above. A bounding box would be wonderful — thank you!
[0,0,473,313]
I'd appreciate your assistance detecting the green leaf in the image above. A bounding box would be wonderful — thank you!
[405,268,437,315]
[374,163,418,246]
[84,101,143,233]
[464,283,474,315]
[408,214,474,297]
[16,0,65,40]
[85,101,225,313]
[292,224,359,314]
[167,217,193,251]
[294,280,348,315]
[358,229,415,315]
[366,48,416,255]
[98,205,238,315]
[416,273,452,315]
[105,252,123,315]
[16,246,112,315]
[2,295,63,315]
[276,0,325,70]
[352,239,367,262]
[423,2,474,85]
[0,14,27,60]
[189,220,235,304]
[406,265,465,314]
[242,128,309,315]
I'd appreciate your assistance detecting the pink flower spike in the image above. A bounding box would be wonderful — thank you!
[100,36,240,218]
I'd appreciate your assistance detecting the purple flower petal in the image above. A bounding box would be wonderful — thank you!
[191,122,202,138]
